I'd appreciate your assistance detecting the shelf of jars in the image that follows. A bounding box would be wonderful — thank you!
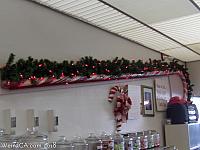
[0,128,176,150]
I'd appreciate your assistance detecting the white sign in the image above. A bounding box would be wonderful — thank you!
[155,76,171,111]
[128,85,141,120]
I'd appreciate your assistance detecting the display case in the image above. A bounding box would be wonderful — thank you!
[165,123,200,150]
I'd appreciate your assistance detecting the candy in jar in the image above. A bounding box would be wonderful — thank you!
[132,136,141,150]
[113,133,124,150]
[153,133,160,147]
[140,135,148,150]
[124,135,133,150]
[147,134,154,149]
[100,132,114,150]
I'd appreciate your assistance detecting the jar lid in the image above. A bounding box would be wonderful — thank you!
[56,136,72,145]
[128,132,137,137]
[100,132,113,140]
[113,132,123,140]
[86,133,101,142]
[124,136,133,141]
[136,132,144,136]
[72,136,88,146]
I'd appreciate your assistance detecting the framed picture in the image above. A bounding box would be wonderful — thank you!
[154,76,171,112]
[141,85,154,116]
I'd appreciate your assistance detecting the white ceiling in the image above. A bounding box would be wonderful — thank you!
[104,0,199,24]
[31,0,200,62]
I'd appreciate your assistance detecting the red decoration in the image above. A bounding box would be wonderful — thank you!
[108,85,132,132]
[1,71,188,102]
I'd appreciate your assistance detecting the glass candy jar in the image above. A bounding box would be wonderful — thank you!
[54,136,74,150]
[85,133,102,150]
[113,133,124,150]
[17,128,48,150]
[153,132,160,147]
[127,132,140,150]
[137,132,148,150]
[123,135,133,150]
[100,132,114,150]
[147,134,154,149]
[0,129,18,150]
[72,136,88,150]
[143,130,154,149]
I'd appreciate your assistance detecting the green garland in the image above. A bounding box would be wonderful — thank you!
[0,53,193,100]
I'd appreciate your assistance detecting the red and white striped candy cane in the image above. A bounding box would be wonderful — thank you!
[108,86,122,102]
[108,85,132,132]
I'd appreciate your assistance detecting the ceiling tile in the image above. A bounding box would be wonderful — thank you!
[104,0,198,24]
[152,13,200,45]
[162,47,200,62]
[188,43,200,53]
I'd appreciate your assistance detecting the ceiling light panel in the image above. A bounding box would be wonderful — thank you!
[162,47,200,62]
[152,13,200,45]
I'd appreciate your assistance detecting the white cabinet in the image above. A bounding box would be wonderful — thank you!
[165,123,200,150]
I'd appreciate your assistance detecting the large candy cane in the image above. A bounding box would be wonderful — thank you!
[108,85,132,132]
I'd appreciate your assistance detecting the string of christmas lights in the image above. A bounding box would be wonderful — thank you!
[0,53,193,100]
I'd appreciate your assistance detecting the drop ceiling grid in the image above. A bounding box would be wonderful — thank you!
[193,0,200,5]
[152,13,200,45]
[31,0,200,62]
[162,47,200,62]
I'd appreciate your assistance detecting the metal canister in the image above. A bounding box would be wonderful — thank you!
[85,133,102,150]
[113,133,124,150]
[124,135,133,150]
[100,133,114,150]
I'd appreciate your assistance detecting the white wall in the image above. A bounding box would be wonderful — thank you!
[0,0,161,64]
[0,0,184,146]
[187,61,200,96]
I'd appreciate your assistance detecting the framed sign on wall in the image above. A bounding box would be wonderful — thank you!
[155,76,171,112]
[141,85,155,116]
